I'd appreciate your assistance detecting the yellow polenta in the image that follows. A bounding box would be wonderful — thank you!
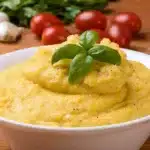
[0,35,150,127]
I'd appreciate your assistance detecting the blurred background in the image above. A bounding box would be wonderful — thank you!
[0,0,149,150]
[0,0,149,54]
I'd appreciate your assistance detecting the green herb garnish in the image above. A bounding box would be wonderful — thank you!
[88,45,121,65]
[80,30,99,50]
[52,30,121,84]
[52,44,85,64]
[0,0,108,26]
[69,54,93,84]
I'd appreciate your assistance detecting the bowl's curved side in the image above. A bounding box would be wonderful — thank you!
[0,47,37,70]
[1,115,150,150]
[122,48,150,67]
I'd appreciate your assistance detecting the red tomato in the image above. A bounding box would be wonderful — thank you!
[75,10,107,31]
[106,23,132,48]
[111,12,142,34]
[30,12,64,36]
[41,26,69,45]
[91,29,109,42]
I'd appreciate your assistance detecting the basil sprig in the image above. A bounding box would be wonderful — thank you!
[69,54,93,84]
[52,30,121,84]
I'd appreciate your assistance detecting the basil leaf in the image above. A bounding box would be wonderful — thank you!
[88,45,121,65]
[80,30,99,50]
[68,53,93,84]
[52,44,85,64]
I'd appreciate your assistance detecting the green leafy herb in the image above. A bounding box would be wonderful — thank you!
[64,6,81,23]
[52,30,121,84]
[0,0,108,26]
[23,7,37,18]
[52,44,85,64]
[80,31,99,50]
[69,53,93,84]
[88,45,121,65]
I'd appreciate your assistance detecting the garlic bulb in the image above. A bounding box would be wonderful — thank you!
[0,12,9,23]
[0,21,23,42]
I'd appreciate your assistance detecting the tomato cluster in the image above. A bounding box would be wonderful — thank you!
[30,11,142,48]
[75,11,141,48]
[30,12,69,45]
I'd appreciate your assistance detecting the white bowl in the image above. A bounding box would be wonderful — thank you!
[0,47,150,150]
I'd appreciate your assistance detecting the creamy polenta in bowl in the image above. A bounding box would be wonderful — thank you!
[0,31,150,128]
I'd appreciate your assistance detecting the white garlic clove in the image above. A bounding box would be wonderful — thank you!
[0,21,23,42]
[0,12,9,23]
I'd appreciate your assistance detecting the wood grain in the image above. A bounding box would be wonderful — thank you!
[0,0,149,149]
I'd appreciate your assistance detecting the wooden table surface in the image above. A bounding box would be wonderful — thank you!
[0,0,150,149]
